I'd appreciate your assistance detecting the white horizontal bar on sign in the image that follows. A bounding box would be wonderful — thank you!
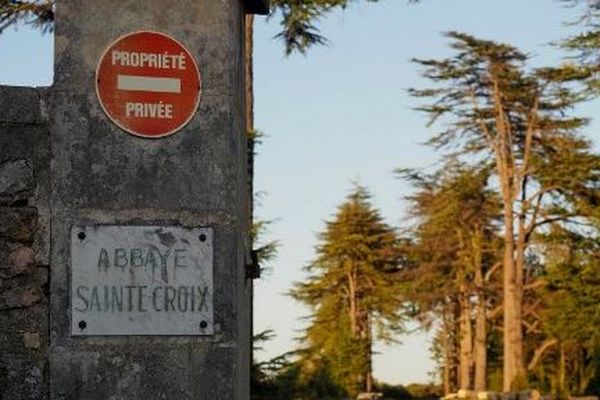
[117,74,181,94]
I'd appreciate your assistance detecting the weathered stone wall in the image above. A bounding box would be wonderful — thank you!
[0,85,50,400]
[1,0,257,398]
[47,1,250,399]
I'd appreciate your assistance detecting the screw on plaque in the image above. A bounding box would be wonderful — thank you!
[199,234,207,242]
[78,320,87,330]
[199,320,208,329]
[77,232,86,241]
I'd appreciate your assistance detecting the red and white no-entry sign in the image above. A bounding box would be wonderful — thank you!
[96,31,202,138]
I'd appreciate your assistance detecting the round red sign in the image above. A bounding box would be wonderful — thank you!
[96,31,202,138]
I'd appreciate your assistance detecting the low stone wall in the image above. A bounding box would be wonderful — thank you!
[442,390,598,400]
[0,85,50,400]
[443,390,539,400]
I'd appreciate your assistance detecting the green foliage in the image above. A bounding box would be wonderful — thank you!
[531,225,600,395]
[251,216,279,270]
[291,184,404,396]
[251,331,346,400]
[543,229,600,345]
[400,164,500,310]
[270,0,375,54]
[376,382,412,399]
[411,30,600,393]
[400,164,501,390]
[411,31,589,163]
[248,129,280,271]
[269,0,423,54]
[559,0,600,93]
[0,0,53,33]
[0,0,417,55]
[403,382,443,399]
[252,333,430,400]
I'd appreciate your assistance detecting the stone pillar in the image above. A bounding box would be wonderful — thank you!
[46,0,259,398]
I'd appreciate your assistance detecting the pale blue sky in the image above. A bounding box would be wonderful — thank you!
[0,0,595,385]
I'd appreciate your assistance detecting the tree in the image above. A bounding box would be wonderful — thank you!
[560,0,600,94]
[291,185,404,397]
[270,0,385,54]
[401,165,501,392]
[0,0,427,54]
[528,220,600,395]
[410,31,597,390]
[0,0,53,33]
[561,0,600,61]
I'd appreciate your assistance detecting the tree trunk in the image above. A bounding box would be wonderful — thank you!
[442,312,455,395]
[558,343,566,399]
[490,71,526,392]
[444,365,451,394]
[348,270,358,335]
[366,313,373,393]
[348,269,369,393]
[458,285,473,390]
[474,298,487,391]
[502,213,525,391]
[512,219,526,386]
[474,238,487,391]
[503,220,517,391]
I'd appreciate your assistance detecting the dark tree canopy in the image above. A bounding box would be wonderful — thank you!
[270,0,380,54]
[0,0,53,33]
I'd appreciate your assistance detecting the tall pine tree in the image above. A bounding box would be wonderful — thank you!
[410,31,596,390]
[291,185,404,397]
[401,165,501,392]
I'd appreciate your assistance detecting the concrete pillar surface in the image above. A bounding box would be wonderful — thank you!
[47,1,250,399]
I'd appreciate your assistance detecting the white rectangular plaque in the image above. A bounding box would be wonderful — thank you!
[71,225,213,336]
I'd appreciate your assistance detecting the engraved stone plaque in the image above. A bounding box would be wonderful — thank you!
[71,225,213,336]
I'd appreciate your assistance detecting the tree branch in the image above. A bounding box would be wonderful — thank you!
[520,96,539,185]
[484,262,502,282]
[528,338,558,371]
